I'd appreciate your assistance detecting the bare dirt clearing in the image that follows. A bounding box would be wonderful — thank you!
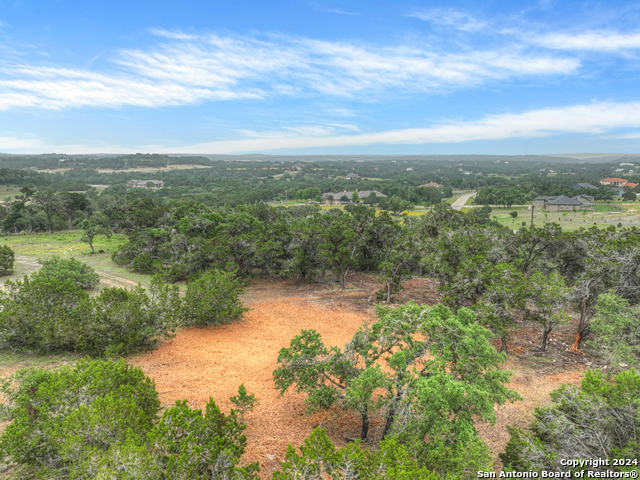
[132,274,589,478]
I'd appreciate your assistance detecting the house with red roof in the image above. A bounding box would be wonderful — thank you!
[600,177,628,187]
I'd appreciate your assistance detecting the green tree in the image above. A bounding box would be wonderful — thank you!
[381,195,409,214]
[364,191,378,205]
[273,428,437,480]
[590,292,640,370]
[0,273,180,355]
[36,256,100,289]
[0,275,89,350]
[622,187,636,201]
[0,358,160,477]
[0,358,259,480]
[230,384,259,423]
[32,187,61,234]
[476,264,528,354]
[351,191,360,204]
[376,233,417,303]
[182,270,248,327]
[0,244,14,276]
[469,205,492,224]
[88,281,180,355]
[273,302,520,466]
[59,192,90,230]
[525,271,570,351]
[148,399,259,479]
[80,212,113,253]
[318,216,358,289]
[501,369,640,474]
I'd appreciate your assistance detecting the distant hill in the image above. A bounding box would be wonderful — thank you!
[194,153,620,164]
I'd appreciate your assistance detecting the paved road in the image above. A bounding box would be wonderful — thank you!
[451,192,476,210]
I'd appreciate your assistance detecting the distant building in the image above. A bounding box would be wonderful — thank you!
[418,182,441,188]
[570,183,599,190]
[322,190,387,205]
[574,194,595,205]
[292,163,305,170]
[600,177,628,187]
[625,182,638,188]
[533,195,593,211]
[345,173,360,180]
[127,179,164,189]
[406,168,413,171]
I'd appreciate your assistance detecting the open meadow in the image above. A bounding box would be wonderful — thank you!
[0,232,150,290]
[460,202,640,231]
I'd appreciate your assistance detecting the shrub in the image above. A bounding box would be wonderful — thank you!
[0,359,259,479]
[0,245,14,276]
[149,399,259,479]
[230,384,259,422]
[85,276,182,355]
[0,274,181,355]
[589,292,640,370]
[0,275,89,350]
[501,369,640,474]
[183,270,248,327]
[273,428,437,480]
[0,358,160,477]
[509,211,518,218]
[36,256,100,289]
[132,252,161,274]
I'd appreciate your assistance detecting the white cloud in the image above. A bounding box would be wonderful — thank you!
[409,8,488,32]
[0,136,44,150]
[6,101,640,154]
[535,30,640,51]
[152,101,640,153]
[0,30,579,110]
[0,64,261,110]
[604,131,640,139]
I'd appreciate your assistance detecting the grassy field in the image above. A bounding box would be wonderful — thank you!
[445,194,461,205]
[0,231,158,290]
[478,203,640,231]
[0,185,21,201]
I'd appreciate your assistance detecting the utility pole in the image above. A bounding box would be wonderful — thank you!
[531,203,535,228]
[408,186,411,202]
[285,189,288,204]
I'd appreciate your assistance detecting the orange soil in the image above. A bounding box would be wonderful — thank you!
[131,275,589,478]
[132,280,375,477]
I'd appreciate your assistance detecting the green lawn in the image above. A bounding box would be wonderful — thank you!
[0,231,158,290]
[446,195,462,205]
[593,205,619,212]
[491,205,640,231]
[0,230,127,258]
[0,185,21,201]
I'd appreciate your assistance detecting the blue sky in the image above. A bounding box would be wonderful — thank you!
[3,0,640,155]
